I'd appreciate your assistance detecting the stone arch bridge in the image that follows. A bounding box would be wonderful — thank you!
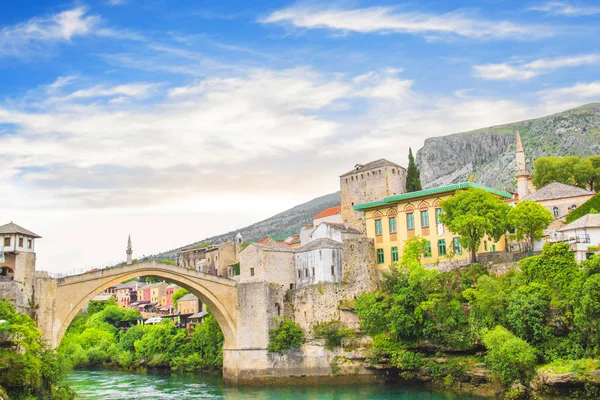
[34,260,319,382]
[35,261,238,349]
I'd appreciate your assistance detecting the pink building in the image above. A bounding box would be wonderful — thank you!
[139,285,152,302]
[165,284,180,307]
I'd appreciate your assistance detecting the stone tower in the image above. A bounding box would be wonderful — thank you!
[0,222,40,312]
[235,232,243,245]
[515,132,530,199]
[126,235,133,265]
[340,159,407,231]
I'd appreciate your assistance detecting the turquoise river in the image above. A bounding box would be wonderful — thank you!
[66,370,487,399]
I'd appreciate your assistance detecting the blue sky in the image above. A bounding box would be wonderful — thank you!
[1,0,599,272]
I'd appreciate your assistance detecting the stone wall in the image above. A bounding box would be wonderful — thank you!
[289,237,377,335]
[340,165,406,232]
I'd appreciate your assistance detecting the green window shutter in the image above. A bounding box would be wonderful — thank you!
[438,239,446,256]
[407,213,414,230]
[377,249,384,264]
[375,219,382,235]
[391,247,398,262]
[421,210,429,228]
[424,241,432,257]
[389,217,397,233]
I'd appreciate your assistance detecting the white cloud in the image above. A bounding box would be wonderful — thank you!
[66,83,159,99]
[529,1,600,16]
[260,5,552,40]
[541,81,600,102]
[474,54,600,80]
[106,0,127,6]
[0,8,100,57]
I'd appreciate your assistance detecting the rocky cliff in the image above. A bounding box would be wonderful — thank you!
[416,103,600,192]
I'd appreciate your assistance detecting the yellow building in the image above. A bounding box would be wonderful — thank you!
[353,182,513,271]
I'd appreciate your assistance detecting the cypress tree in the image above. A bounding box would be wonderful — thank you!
[406,147,422,192]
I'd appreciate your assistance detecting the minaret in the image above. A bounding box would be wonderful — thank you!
[515,132,530,199]
[126,235,133,265]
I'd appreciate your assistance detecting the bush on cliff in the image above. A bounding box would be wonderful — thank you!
[267,317,305,354]
[313,320,354,350]
[482,326,536,386]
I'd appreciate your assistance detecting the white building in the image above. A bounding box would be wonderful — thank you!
[294,238,342,288]
[552,214,600,262]
[310,221,362,243]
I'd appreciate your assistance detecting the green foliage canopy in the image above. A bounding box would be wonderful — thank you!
[267,317,305,353]
[508,200,553,252]
[440,188,510,262]
[533,155,600,191]
[172,288,190,306]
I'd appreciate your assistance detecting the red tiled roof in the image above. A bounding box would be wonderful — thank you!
[313,205,341,220]
[257,237,276,244]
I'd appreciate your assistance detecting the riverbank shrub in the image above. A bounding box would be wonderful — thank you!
[267,317,305,353]
[313,320,354,350]
[0,300,75,399]
[482,326,536,385]
[356,242,600,389]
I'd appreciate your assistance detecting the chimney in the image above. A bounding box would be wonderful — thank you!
[344,220,349,230]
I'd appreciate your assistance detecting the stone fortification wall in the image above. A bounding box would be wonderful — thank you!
[289,237,377,335]
[340,165,406,232]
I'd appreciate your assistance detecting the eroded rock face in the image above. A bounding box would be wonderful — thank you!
[416,103,600,192]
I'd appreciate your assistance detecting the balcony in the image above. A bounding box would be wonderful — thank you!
[545,234,590,245]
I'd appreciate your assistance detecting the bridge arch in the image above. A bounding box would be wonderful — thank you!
[45,261,238,349]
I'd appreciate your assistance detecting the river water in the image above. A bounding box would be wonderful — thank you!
[66,370,487,399]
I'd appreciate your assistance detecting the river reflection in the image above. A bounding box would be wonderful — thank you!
[66,370,486,400]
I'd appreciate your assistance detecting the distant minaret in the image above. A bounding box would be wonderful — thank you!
[126,235,133,265]
[515,132,530,199]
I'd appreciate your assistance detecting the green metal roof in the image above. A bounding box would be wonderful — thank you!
[352,182,513,211]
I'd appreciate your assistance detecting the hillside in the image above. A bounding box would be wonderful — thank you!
[154,192,340,260]
[416,103,600,192]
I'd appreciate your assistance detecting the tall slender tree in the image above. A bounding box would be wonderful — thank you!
[406,147,422,192]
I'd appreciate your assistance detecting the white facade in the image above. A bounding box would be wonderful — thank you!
[548,214,600,262]
[1,233,36,254]
[294,239,342,288]
[310,222,362,243]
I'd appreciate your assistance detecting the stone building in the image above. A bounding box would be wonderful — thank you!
[521,182,595,220]
[204,241,240,277]
[340,159,407,232]
[177,293,201,314]
[310,221,362,243]
[354,182,512,271]
[294,238,342,288]
[0,222,40,312]
[178,240,242,277]
[238,243,295,290]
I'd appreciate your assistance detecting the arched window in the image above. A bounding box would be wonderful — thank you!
[0,266,14,280]
[553,206,559,218]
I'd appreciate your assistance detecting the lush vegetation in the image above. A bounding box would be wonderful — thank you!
[58,298,223,372]
[566,192,600,223]
[0,300,75,399]
[508,201,554,253]
[355,241,600,390]
[313,320,354,350]
[267,317,305,353]
[533,155,600,191]
[406,147,422,193]
[440,188,511,262]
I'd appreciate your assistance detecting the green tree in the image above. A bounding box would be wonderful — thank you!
[401,236,427,266]
[406,147,422,192]
[533,156,597,190]
[267,317,305,353]
[440,188,510,263]
[172,288,190,306]
[508,200,553,253]
[482,326,537,386]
